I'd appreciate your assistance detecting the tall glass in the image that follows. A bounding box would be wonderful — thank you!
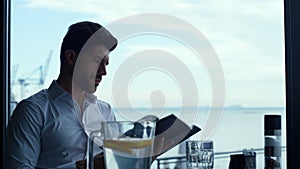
[186,140,214,169]
[89,121,156,169]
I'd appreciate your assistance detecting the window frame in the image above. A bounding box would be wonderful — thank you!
[2,0,10,168]
[284,0,300,168]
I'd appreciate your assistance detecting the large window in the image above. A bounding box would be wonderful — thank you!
[9,0,286,168]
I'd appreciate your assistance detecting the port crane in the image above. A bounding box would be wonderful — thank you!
[18,50,53,99]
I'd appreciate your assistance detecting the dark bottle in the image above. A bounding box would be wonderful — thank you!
[264,115,281,169]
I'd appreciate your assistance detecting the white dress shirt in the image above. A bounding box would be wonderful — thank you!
[6,80,116,169]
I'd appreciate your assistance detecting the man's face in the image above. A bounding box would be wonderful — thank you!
[73,44,109,93]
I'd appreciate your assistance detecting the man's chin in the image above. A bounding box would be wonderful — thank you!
[85,86,98,94]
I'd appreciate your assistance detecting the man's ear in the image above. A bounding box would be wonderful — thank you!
[65,49,77,67]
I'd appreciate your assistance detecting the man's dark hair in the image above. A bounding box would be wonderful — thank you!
[60,21,118,62]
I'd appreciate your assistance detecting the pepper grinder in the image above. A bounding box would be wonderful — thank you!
[264,115,281,169]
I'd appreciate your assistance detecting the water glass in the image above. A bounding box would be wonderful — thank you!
[89,121,156,169]
[186,140,214,169]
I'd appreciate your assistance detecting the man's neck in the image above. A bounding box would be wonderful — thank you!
[57,75,85,111]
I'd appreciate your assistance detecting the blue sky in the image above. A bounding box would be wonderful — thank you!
[11,0,285,108]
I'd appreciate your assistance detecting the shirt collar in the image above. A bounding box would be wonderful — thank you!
[48,80,71,100]
[48,80,97,104]
[84,92,97,105]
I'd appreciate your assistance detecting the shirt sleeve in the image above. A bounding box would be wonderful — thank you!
[6,100,44,169]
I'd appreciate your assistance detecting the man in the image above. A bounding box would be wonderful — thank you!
[6,21,118,169]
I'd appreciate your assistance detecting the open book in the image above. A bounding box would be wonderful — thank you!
[76,114,201,168]
[150,114,201,156]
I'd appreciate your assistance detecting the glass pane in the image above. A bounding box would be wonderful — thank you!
[11,0,285,168]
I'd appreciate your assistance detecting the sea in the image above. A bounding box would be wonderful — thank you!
[113,106,286,169]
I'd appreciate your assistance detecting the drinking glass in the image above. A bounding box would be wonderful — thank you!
[89,121,156,169]
[186,140,214,169]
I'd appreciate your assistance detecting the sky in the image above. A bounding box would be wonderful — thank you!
[10,0,285,108]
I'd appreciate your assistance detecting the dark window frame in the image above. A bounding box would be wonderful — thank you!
[2,0,10,168]
[284,0,300,168]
